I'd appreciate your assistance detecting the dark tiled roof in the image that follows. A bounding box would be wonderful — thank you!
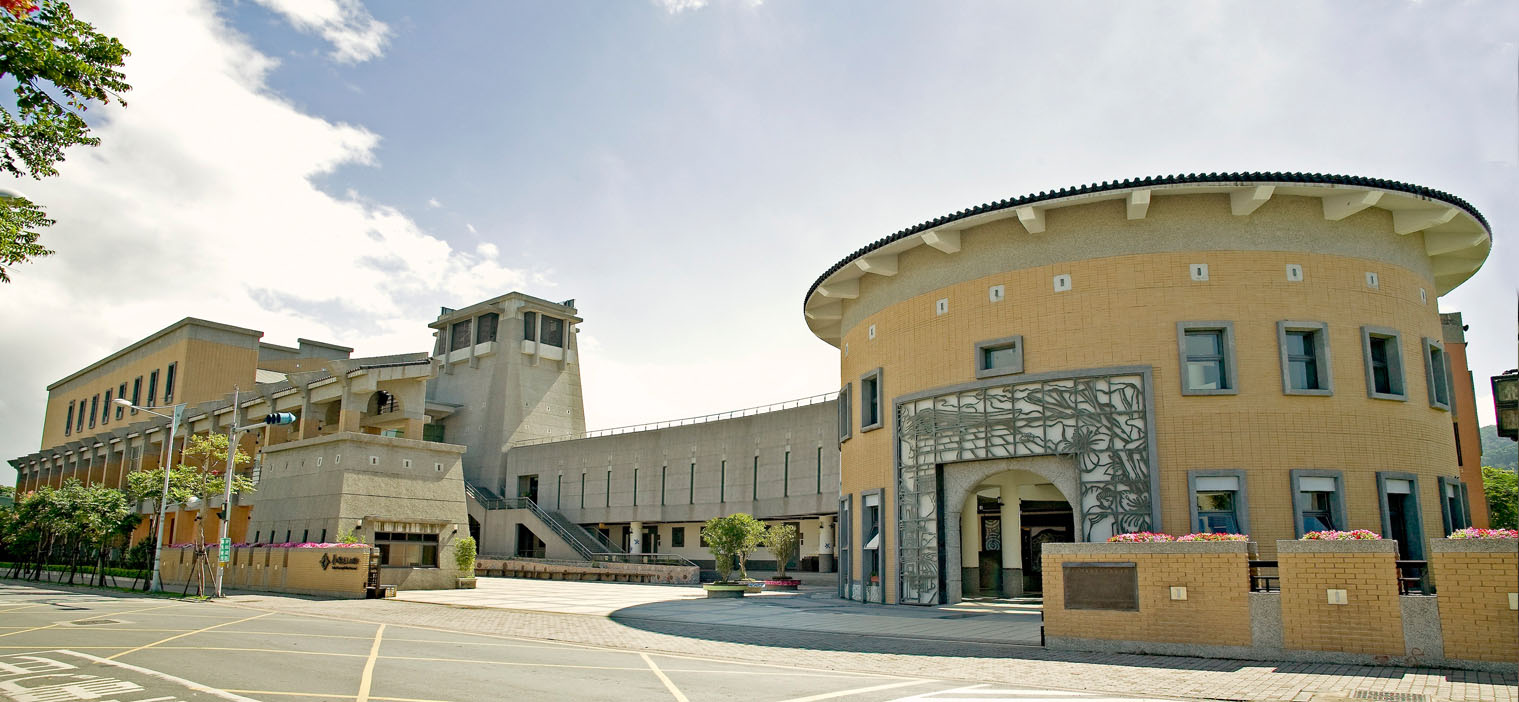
[804,172,1490,307]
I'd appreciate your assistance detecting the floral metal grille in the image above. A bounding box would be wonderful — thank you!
[895,371,1155,605]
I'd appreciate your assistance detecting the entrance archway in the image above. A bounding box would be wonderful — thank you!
[943,457,1077,603]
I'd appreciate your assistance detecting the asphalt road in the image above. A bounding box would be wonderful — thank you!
[0,582,1177,702]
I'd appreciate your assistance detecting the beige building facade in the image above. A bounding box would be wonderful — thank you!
[804,173,1491,605]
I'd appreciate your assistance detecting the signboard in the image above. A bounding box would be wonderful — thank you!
[218,537,231,564]
[1062,561,1139,611]
[1493,372,1518,441]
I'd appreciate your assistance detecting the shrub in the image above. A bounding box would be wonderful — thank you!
[1176,533,1250,541]
[702,513,766,582]
[762,524,799,578]
[1107,532,1175,543]
[453,535,477,573]
[1301,529,1381,540]
[1446,527,1519,539]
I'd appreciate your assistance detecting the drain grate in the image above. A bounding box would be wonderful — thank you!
[67,619,121,626]
[1353,691,1427,702]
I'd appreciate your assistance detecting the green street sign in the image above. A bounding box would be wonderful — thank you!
[219,537,232,563]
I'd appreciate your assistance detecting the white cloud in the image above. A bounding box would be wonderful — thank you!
[0,0,532,463]
[652,0,707,13]
[465,223,477,234]
[252,0,389,63]
[427,197,441,208]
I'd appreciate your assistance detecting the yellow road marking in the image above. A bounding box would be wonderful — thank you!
[773,679,935,702]
[0,602,186,639]
[381,654,644,671]
[641,652,690,702]
[356,623,386,702]
[152,646,364,657]
[224,692,452,702]
[108,611,273,659]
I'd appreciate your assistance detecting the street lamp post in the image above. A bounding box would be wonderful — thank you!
[114,397,185,593]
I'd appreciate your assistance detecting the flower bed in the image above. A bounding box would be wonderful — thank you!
[1108,531,1175,542]
[1446,527,1518,539]
[1301,529,1381,540]
[1176,532,1250,542]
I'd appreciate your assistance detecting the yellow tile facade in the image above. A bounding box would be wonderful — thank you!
[825,191,1480,605]
[1041,549,1252,646]
[1278,547,1405,655]
[1430,546,1519,663]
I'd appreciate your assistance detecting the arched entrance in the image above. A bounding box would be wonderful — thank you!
[895,367,1158,605]
[943,457,1077,603]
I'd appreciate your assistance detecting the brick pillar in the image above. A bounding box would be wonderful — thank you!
[1277,539,1404,656]
[1429,538,1518,663]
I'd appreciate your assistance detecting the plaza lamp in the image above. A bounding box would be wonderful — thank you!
[113,397,186,593]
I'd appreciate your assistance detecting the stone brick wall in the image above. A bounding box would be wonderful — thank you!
[1042,542,1252,647]
[1430,538,1518,663]
[1278,540,1404,656]
[159,545,372,598]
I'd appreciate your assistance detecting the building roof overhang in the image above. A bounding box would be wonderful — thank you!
[802,172,1493,347]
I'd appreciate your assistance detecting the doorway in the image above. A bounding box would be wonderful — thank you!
[517,475,539,503]
[1020,500,1074,593]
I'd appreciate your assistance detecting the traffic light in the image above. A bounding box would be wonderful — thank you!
[264,412,296,426]
[216,508,227,521]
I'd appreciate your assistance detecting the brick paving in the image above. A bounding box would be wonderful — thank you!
[222,591,1517,702]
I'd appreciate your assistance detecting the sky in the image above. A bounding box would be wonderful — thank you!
[2,0,1516,486]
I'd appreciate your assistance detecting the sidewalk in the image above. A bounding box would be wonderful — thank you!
[223,578,1516,702]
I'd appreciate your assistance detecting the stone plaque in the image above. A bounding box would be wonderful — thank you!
[1062,562,1139,611]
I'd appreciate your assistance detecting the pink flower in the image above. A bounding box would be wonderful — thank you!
[1447,527,1518,539]
[1301,529,1381,540]
[1107,531,1175,543]
[1176,532,1250,542]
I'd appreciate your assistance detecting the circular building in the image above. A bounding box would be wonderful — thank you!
[804,172,1492,606]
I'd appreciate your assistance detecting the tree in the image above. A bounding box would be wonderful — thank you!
[763,523,799,579]
[453,535,476,574]
[0,1,129,282]
[701,513,766,582]
[176,433,254,548]
[1483,466,1517,530]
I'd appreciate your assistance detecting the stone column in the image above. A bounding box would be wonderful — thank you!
[1000,495,1024,597]
[629,521,644,555]
[817,515,835,573]
[959,504,979,597]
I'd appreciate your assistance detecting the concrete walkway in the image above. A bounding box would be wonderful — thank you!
[399,577,1045,644]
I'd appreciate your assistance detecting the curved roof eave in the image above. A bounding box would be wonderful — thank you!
[802,172,1492,346]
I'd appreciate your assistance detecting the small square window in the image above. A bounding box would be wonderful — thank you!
[1189,263,1209,281]
[974,335,1024,379]
[1052,274,1071,292]
[1177,322,1237,395]
[1277,321,1333,396]
[1365,271,1380,289]
[1189,470,1248,535]
[1291,470,1345,537]
[859,369,883,433]
[867,324,875,340]
[1285,264,1303,282]
[989,285,1005,302]
[1423,338,1451,410]
[1360,327,1406,401]
[935,298,949,316]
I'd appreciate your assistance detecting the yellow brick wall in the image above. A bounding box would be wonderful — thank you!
[158,546,371,598]
[838,247,1457,601]
[1041,550,1252,646]
[1278,550,1404,655]
[1431,549,1518,663]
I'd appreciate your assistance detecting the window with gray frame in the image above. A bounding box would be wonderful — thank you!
[102,389,112,425]
[861,491,882,601]
[523,311,537,341]
[1177,322,1237,395]
[837,495,852,600]
[1277,321,1332,395]
[1438,476,1470,534]
[450,320,472,351]
[1188,470,1248,534]
[1360,327,1406,400]
[860,369,883,432]
[1423,338,1452,410]
[88,394,97,429]
[131,377,141,413]
[541,316,565,347]
[1290,470,1346,536]
[163,362,176,404]
[116,383,126,419]
[476,312,499,343]
[1376,473,1425,560]
[671,526,685,548]
[838,383,852,443]
[974,335,1024,379]
[64,401,74,436]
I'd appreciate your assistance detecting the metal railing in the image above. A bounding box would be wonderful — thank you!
[1247,560,1278,592]
[1247,559,1431,595]
[509,391,837,447]
[473,491,697,569]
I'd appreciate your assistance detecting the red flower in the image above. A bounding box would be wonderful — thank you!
[0,0,38,18]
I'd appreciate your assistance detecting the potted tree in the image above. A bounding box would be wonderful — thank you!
[454,535,477,589]
[762,523,801,591]
[701,513,765,598]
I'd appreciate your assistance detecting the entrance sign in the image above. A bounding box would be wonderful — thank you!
[218,537,231,563]
[894,367,1158,605]
[1062,562,1140,610]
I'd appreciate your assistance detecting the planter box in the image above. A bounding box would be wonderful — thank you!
[703,583,748,599]
[1276,539,1395,554]
[764,579,801,591]
[456,577,477,589]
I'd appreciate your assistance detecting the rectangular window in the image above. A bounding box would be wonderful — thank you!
[88,394,98,429]
[783,450,790,497]
[660,466,666,506]
[1439,477,1469,534]
[523,311,538,341]
[1360,327,1406,400]
[632,467,639,506]
[76,399,85,432]
[1277,321,1332,395]
[476,312,499,343]
[817,447,823,495]
[163,362,176,404]
[862,492,882,598]
[605,470,611,507]
[1291,470,1346,536]
[974,335,1025,379]
[859,369,883,432]
[65,401,74,436]
[689,463,695,505]
[131,377,142,413]
[102,389,112,425]
[580,472,586,509]
[752,456,759,501]
[147,370,159,410]
[1423,338,1451,410]
[375,531,439,568]
[719,460,726,502]
[450,320,472,351]
[837,383,852,443]
[1189,472,1246,534]
[1177,322,1237,395]
[115,383,126,419]
[541,316,564,347]
[838,495,852,599]
[671,526,685,548]
[1377,473,1425,560]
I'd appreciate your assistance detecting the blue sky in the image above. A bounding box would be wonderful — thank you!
[2,0,1517,486]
